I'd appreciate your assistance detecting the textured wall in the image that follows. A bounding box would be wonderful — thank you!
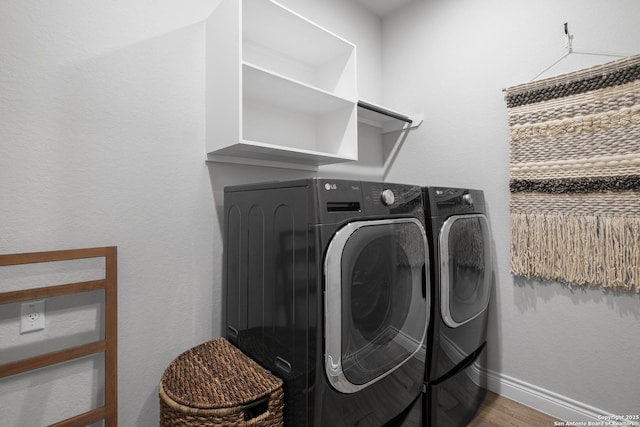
[0,1,219,425]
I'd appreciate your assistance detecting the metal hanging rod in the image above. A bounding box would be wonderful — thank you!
[357,100,413,124]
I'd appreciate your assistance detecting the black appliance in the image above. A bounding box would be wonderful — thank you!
[422,187,493,426]
[223,178,430,426]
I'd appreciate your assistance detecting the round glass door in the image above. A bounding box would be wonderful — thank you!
[324,218,429,393]
[440,214,492,328]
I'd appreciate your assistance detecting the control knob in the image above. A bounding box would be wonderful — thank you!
[380,189,395,206]
[462,193,473,206]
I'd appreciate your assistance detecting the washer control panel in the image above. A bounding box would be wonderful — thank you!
[318,179,423,218]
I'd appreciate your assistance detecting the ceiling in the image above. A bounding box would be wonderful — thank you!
[354,0,416,17]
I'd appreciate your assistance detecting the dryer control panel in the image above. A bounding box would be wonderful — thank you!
[427,187,486,217]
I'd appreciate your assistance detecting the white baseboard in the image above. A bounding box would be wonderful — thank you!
[484,369,639,426]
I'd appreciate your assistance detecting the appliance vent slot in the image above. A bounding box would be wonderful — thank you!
[327,202,361,212]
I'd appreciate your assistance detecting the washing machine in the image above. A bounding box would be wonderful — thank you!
[423,187,493,426]
[223,178,430,426]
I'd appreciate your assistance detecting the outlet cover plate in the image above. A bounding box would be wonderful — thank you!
[20,300,45,333]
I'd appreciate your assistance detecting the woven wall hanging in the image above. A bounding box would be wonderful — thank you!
[505,54,640,293]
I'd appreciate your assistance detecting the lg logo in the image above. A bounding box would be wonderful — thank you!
[324,183,337,190]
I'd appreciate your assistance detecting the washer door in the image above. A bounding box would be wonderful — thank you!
[440,214,492,328]
[325,218,429,394]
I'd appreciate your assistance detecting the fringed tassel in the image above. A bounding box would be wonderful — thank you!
[511,213,640,292]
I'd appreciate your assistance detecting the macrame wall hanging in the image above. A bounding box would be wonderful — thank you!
[504,54,640,293]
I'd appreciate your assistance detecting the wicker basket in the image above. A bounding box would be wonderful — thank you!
[159,338,284,427]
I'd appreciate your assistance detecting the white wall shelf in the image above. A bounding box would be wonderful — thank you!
[206,0,358,169]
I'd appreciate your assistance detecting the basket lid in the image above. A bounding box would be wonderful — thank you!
[161,338,282,409]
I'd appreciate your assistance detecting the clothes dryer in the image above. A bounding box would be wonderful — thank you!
[224,178,431,426]
[423,187,493,426]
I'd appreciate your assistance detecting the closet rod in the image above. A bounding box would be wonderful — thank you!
[358,100,413,124]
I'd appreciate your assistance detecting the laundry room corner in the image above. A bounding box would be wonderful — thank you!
[380,0,640,421]
[2,0,639,425]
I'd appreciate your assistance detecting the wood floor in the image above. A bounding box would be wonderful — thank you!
[468,391,562,426]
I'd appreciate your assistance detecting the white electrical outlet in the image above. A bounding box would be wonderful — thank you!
[20,300,45,333]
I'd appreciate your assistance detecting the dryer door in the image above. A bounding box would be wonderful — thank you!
[324,218,429,394]
[440,214,492,328]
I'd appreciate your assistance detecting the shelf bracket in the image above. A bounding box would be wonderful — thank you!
[382,121,416,180]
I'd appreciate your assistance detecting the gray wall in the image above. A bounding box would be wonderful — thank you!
[0,1,219,425]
